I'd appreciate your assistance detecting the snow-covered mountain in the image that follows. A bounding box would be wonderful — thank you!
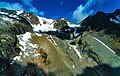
[0,8,120,76]
[0,8,82,39]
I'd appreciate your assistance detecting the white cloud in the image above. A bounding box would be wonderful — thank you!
[0,2,23,10]
[72,4,93,23]
[21,0,45,16]
[72,0,94,23]
[72,0,109,23]
[0,1,45,16]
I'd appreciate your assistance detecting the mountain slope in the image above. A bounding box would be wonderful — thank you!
[0,8,120,76]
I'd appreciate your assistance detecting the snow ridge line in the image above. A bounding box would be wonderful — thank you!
[94,37,115,54]
[69,45,82,60]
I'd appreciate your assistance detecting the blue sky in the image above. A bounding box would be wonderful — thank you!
[0,0,120,23]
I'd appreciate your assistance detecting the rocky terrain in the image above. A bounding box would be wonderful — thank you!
[0,8,120,76]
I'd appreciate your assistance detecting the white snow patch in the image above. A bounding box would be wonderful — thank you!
[59,18,81,27]
[0,11,8,15]
[37,16,54,24]
[67,22,81,27]
[47,38,53,43]
[69,45,82,60]
[17,32,32,52]
[110,18,120,24]
[13,56,22,61]
[15,32,40,62]
[47,36,52,42]
[19,52,22,55]
[20,32,31,41]
[69,47,72,49]
[94,37,116,54]
[31,16,57,33]
[90,46,93,48]
[10,14,17,18]
[35,33,42,36]
[72,65,75,68]
[48,35,57,45]
[34,53,40,58]
[59,18,66,21]
[116,15,120,21]
[30,15,82,38]
[10,61,15,65]
[67,22,81,37]
[74,28,80,37]
[24,52,29,56]
[16,10,23,15]
[32,23,57,32]
[0,11,20,20]
[23,55,26,58]
[2,17,13,22]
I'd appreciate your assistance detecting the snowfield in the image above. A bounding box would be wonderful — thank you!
[31,16,57,32]
[16,10,23,15]
[13,32,40,61]
[30,16,81,37]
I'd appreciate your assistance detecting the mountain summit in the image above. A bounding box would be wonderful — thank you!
[0,8,120,76]
[80,9,120,35]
